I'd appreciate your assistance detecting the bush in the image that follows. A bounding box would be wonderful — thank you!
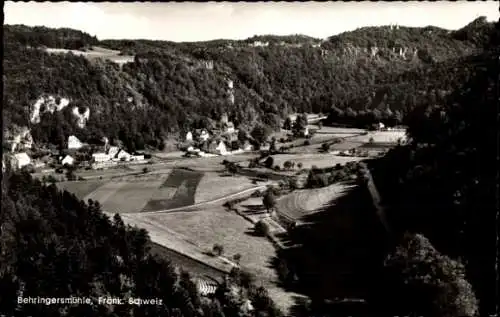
[142,167,149,173]
[254,220,270,236]
[212,244,224,256]
[304,140,311,146]
[274,165,281,171]
[264,156,274,169]
[297,162,303,169]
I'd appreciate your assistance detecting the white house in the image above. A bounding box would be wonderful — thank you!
[225,122,235,134]
[108,146,120,159]
[13,152,31,169]
[67,135,83,150]
[131,155,145,161]
[61,155,74,166]
[199,130,210,142]
[216,141,228,155]
[116,149,131,161]
[186,131,193,142]
[378,122,386,130]
[92,153,110,162]
[242,141,254,151]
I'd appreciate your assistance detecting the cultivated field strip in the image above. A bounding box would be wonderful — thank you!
[100,177,167,214]
[142,169,204,212]
[194,173,258,203]
[84,181,128,203]
[276,182,355,221]
[56,180,106,200]
[118,213,234,273]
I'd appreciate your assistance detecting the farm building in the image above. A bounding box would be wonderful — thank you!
[216,141,229,155]
[116,149,132,161]
[224,122,235,134]
[186,131,193,142]
[131,155,145,161]
[108,146,120,158]
[13,152,31,169]
[61,155,74,166]
[92,153,110,162]
[199,130,210,142]
[67,135,83,149]
[242,141,254,151]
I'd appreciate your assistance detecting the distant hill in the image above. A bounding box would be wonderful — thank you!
[2,18,494,151]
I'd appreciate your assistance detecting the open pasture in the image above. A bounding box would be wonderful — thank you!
[56,180,106,200]
[195,172,258,203]
[276,182,355,221]
[44,46,134,65]
[349,130,407,144]
[140,207,279,283]
[99,177,167,214]
[271,153,365,170]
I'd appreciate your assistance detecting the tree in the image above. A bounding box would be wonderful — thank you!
[283,160,293,170]
[212,244,224,257]
[254,220,270,236]
[382,233,478,317]
[264,156,274,169]
[142,167,149,173]
[262,190,276,213]
[321,143,330,152]
[232,253,242,265]
[283,117,292,130]
[251,124,271,145]
[292,113,308,137]
[297,162,303,169]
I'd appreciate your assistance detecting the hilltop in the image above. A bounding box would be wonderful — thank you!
[2,17,494,151]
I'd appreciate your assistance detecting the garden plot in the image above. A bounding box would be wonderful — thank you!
[349,130,407,144]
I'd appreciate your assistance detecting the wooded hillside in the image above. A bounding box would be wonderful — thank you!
[2,17,494,151]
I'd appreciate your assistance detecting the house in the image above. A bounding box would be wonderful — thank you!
[303,126,309,137]
[108,146,120,159]
[199,130,210,142]
[13,152,31,169]
[207,140,218,154]
[186,131,193,142]
[61,155,74,166]
[116,149,131,161]
[216,141,229,155]
[378,122,385,130]
[67,135,83,150]
[242,141,254,151]
[92,153,110,162]
[224,122,235,134]
[131,155,145,161]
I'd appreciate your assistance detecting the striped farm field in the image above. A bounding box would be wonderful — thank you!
[56,180,106,200]
[194,172,257,203]
[276,182,356,221]
[141,169,204,212]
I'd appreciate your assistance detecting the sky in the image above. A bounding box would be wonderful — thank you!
[4,1,499,42]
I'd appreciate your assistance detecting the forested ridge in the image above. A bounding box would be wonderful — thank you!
[3,17,495,151]
[366,20,499,317]
[0,171,282,317]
